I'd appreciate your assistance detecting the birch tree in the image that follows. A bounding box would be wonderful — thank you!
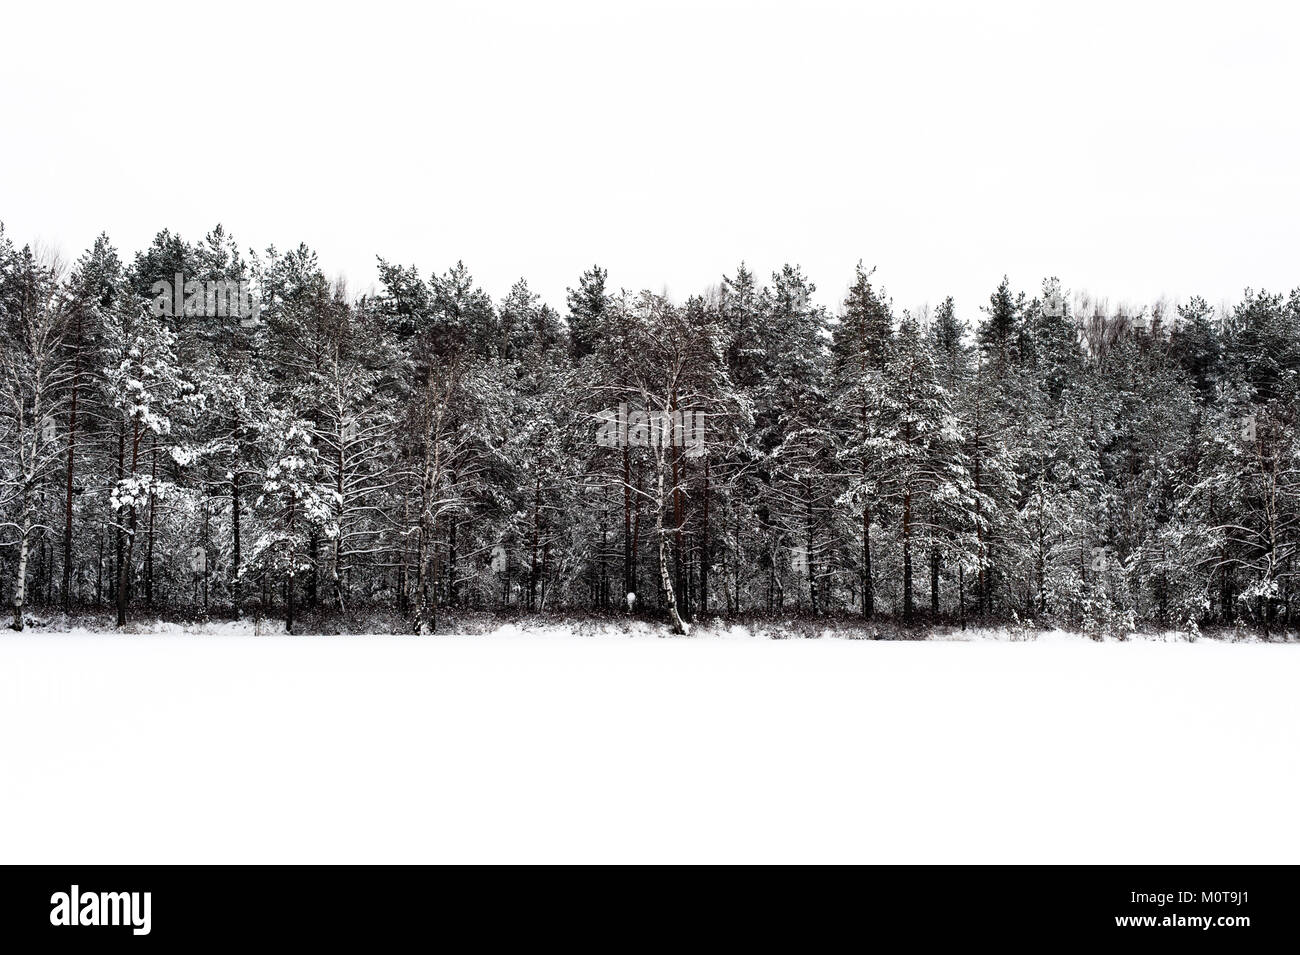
[0,244,71,629]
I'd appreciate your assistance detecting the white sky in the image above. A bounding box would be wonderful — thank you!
[3,0,1298,320]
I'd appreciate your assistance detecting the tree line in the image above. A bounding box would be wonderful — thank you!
[2,221,1298,635]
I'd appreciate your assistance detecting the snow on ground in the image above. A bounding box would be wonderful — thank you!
[2,624,1297,863]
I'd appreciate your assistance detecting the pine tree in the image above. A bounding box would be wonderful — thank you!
[566,265,609,363]
[831,263,893,617]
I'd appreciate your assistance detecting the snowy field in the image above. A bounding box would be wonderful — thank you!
[2,624,1297,863]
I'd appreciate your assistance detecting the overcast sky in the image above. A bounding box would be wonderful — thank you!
[3,0,1297,320]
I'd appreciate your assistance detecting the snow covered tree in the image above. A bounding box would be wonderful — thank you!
[832,263,893,616]
[100,291,195,626]
[252,415,333,633]
[4,214,1300,636]
[0,241,72,629]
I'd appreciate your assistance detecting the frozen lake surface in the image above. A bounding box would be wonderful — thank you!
[2,624,1296,863]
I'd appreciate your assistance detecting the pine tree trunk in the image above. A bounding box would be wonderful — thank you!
[902,489,913,623]
[286,498,296,635]
[623,447,632,605]
[927,498,939,617]
[11,480,32,631]
[631,463,643,602]
[700,454,709,616]
[95,525,104,609]
[201,504,210,616]
[600,497,609,611]
[116,421,142,628]
[930,544,940,616]
[334,431,346,612]
[307,533,319,608]
[529,478,541,611]
[115,423,127,627]
[429,523,438,633]
[397,490,409,614]
[862,504,874,617]
[62,326,81,612]
[540,542,550,610]
[231,467,242,617]
[959,564,966,631]
[974,448,985,616]
[145,437,157,609]
[117,506,136,628]
[447,518,458,609]
[807,486,817,615]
